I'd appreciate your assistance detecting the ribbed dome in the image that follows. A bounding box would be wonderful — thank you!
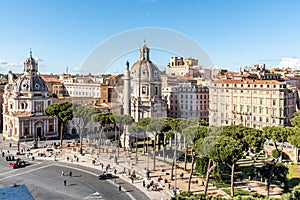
[15,50,48,93]
[16,75,48,92]
[130,43,161,82]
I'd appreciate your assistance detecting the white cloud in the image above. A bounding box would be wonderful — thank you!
[277,57,300,70]
[0,59,23,73]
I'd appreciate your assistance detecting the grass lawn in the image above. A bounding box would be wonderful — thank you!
[288,164,300,188]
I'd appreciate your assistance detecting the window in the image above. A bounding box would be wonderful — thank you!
[142,86,147,94]
[253,98,257,104]
[259,107,263,114]
[35,102,43,112]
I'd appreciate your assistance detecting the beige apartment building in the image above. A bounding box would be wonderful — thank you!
[209,79,299,129]
[162,85,209,121]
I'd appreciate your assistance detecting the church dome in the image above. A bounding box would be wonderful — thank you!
[15,51,48,93]
[130,42,161,82]
[16,75,48,92]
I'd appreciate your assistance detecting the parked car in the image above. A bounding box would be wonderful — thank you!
[98,173,112,180]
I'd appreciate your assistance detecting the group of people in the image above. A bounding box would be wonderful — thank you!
[61,170,72,177]
[62,170,72,186]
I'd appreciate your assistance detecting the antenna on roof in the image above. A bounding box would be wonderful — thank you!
[30,48,32,57]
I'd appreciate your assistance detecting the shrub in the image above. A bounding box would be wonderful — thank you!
[272,149,280,158]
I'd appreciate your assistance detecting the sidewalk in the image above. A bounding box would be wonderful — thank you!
[53,142,229,199]
[0,137,231,199]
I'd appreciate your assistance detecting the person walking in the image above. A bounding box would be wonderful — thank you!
[143,180,145,187]
[69,171,72,177]
[64,180,67,186]
[118,185,121,193]
[61,170,65,176]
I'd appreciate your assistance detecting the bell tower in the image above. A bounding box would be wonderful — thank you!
[139,41,150,61]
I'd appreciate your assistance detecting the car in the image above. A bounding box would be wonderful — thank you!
[98,173,112,180]
[9,159,27,169]
[9,162,19,169]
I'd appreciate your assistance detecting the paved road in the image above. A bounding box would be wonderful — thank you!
[0,156,149,200]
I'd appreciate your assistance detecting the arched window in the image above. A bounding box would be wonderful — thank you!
[142,86,147,95]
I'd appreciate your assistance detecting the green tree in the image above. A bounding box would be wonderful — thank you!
[148,117,166,171]
[129,122,144,162]
[263,126,290,197]
[138,117,151,155]
[195,156,209,176]
[291,112,300,127]
[168,118,182,180]
[198,126,222,196]
[211,136,243,197]
[73,104,99,154]
[288,127,300,148]
[94,112,114,151]
[180,118,199,170]
[112,114,133,155]
[182,125,208,191]
[44,102,73,147]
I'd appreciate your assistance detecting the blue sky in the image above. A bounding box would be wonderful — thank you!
[0,0,300,74]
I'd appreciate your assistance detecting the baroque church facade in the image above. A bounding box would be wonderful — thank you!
[2,51,58,141]
[123,42,167,121]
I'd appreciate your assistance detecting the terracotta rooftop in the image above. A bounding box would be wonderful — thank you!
[213,79,285,85]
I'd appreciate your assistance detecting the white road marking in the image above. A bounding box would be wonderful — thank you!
[83,192,104,199]
[0,162,137,200]
[0,163,53,181]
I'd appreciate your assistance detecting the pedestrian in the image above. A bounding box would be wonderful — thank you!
[9,143,12,148]
[114,168,117,175]
[248,187,251,192]
[118,185,121,193]
[131,176,134,184]
[168,183,171,189]
[143,180,145,187]
[70,171,72,177]
[61,170,65,176]
[76,157,79,162]
[180,172,184,179]
[64,180,67,186]
[66,157,69,161]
